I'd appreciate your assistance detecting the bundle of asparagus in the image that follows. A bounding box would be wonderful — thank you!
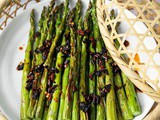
[20,0,142,119]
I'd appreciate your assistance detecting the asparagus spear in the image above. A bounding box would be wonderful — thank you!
[99,31,117,119]
[116,101,124,120]
[27,7,47,118]
[91,1,106,119]
[121,72,141,116]
[74,0,82,28]
[72,1,82,120]
[114,70,133,119]
[42,57,56,120]
[88,30,96,120]
[57,57,70,120]
[89,38,96,120]
[46,27,70,120]
[95,44,106,120]
[62,8,77,120]
[35,0,69,118]
[105,57,118,120]
[79,4,92,120]
[20,9,35,119]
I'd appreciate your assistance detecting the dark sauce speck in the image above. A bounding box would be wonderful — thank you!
[100,84,111,97]
[79,102,90,113]
[17,62,24,71]
[19,46,23,50]
[77,29,85,36]
[124,40,130,47]
[35,32,41,38]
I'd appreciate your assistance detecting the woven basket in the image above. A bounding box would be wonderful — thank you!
[97,0,160,102]
[0,0,40,30]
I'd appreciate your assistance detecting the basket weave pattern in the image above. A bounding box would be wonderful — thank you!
[97,0,160,102]
[0,0,40,30]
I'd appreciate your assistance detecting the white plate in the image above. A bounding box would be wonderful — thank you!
[0,0,154,120]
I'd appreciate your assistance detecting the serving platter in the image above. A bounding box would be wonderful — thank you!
[0,0,154,119]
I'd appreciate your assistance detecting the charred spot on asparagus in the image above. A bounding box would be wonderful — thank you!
[45,85,58,102]
[56,42,70,55]
[114,84,126,91]
[35,64,44,73]
[64,59,70,68]
[27,71,34,80]
[32,87,42,99]
[90,37,96,49]
[35,31,41,38]
[25,70,35,91]
[79,102,90,113]
[50,67,59,74]
[112,63,120,73]
[84,29,91,35]
[100,84,111,97]
[77,29,85,36]
[26,81,33,91]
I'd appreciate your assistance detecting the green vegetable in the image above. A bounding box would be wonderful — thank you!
[62,8,76,120]
[79,3,92,120]
[20,9,35,119]
[92,0,106,119]
[72,1,82,120]
[114,72,133,119]
[35,0,69,118]
[121,72,141,116]
[105,58,118,120]
[47,27,70,120]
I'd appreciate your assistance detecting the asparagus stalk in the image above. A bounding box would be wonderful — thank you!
[27,7,47,118]
[95,43,106,120]
[91,1,106,119]
[88,32,96,120]
[88,6,96,120]
[100,27,117,120]
[79,4,92,120]
[116,101,124,120]
[20,9,35,119]
[62,8,76,120]
[57,58,70,120]
[121,72,141,116]
[72,1,82,120]
[74,0,82,28]
[35,0,69,118]
[105,57,118,120]
[56,8,73,120]
[46,27,70,120]
[114,71,133,119]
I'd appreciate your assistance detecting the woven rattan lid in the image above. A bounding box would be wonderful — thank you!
[97,0,160,102]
